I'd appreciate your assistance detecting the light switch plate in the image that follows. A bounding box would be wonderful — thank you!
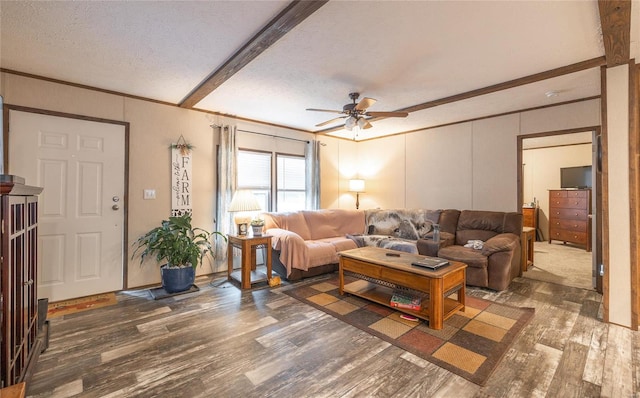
[143,189,156,200]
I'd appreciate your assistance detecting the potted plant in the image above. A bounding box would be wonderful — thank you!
[250,216,265,236]
[132,213,225,293]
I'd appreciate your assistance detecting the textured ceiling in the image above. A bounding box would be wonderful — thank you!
[1,1,638,141]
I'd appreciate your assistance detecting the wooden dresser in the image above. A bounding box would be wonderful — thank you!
[548,189,591,252]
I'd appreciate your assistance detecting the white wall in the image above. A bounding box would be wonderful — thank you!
[522,143,592,239]
[0,72,313,289]
[322,99,600,212]
[405,123,473,210]
[606,64,632,328]
[319,136,358,209]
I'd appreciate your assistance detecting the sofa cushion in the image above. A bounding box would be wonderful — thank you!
[378,239,418,254]
[437,246,489,269]
[359,235,418,254]
[455,210,523,245]
[456,230,498,245]
[316,237,358,252]
[345,234,365,247]
[303,209,365,240]
[455,211,504,245]
[306,241,339,269]
[264,211,312,240]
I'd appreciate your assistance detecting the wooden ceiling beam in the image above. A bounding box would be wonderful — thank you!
[316,56,606,135]
[598,0,632,67]
[179,0,328,109]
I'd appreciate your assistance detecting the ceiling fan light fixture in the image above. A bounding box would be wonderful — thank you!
[345,116,357,130]
[307,92,408,132]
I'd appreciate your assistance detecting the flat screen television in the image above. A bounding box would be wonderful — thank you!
[561,166,592,189]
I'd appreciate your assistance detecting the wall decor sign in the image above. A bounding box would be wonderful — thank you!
[171,135,194,217]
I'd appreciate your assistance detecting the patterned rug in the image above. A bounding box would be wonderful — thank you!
[47,293,118,318]
[284,276,534,386]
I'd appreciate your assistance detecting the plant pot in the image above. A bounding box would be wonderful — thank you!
[252,225,263,236]
[161,264,195,293]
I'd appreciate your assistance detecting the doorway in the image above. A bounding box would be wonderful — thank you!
[518,128,601,292]
[5,107,128,301]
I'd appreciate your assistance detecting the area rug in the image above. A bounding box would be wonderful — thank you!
[47,292,117,318]
[283,276,534,386]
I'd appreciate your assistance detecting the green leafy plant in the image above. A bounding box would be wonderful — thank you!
[250,217,264,226]
[132,213,225,269]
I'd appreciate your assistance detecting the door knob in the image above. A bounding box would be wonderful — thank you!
[112,204,120,210]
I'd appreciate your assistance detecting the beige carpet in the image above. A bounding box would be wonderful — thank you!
[522,241,594,290]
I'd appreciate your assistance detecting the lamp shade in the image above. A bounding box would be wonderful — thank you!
[349,179,365,193]
[228,189,262,212]
[345,116,357,131]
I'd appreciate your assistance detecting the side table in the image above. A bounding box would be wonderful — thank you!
[520,227,535,275]
[227,234,272,289]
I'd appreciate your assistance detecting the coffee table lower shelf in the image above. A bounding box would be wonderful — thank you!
[344,279,464,323]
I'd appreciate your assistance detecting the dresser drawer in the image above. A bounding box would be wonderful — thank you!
[549,190,567,198]
[549,197,588,209]
[549,219,588,232]
[548,229,588,245]
[549,208,589,220]
[566,190,589,198]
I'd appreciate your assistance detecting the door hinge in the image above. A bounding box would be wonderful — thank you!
[598,263,605,276]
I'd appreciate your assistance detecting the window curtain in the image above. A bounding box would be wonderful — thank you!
[215,125,237,261]
[305,139,321,210]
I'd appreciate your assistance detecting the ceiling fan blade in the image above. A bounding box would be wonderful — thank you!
[306,108,344,114]
[315,116,347,127]
[362,120,373,129]
[365,111,409,118]
[354,97,377,111]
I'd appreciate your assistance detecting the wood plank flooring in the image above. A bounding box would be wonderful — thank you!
[26,274,638,397]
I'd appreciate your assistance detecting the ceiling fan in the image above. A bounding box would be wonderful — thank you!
[306,92,408,131]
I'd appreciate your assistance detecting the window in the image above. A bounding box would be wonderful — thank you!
[237,150,271,212]
[276,154,306,212]
[236,150,307,212]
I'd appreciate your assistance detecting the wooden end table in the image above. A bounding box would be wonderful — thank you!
[227,234,272,289]
[338,246,466,330]
[521,227,535,274]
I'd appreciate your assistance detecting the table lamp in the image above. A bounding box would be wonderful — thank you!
[228,189,261,236]
[349,179,365,210]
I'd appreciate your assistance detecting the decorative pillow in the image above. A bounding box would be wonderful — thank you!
[365,209,435,241]
[417,220,433,239]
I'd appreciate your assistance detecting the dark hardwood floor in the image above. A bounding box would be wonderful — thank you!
[26,273,637,397]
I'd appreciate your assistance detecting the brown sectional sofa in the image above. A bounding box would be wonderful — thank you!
[263,208,522,291]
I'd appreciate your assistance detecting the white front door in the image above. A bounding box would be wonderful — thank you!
[8,110,125,301]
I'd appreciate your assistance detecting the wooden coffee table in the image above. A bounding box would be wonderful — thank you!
[338,246,467,330]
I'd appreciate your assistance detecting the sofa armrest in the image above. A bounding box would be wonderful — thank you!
[265,228,304,250]
[481,233,519,256]
[416,236,453,257]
